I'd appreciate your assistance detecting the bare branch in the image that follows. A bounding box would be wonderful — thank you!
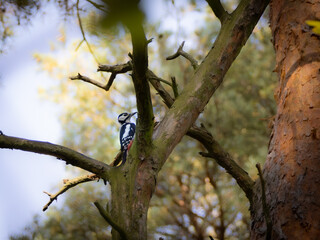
[0,134,111,179]
[70,62,133,91]
[166,41,199,70]
[187,125,254,202]
[70,73,112,91]
[94,201,128,239]
[146,70,174,108]
[205,0,229,22]
[43,174,99,211]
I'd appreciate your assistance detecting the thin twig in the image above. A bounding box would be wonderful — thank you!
[148,76,172,86]
[43,174,99,211]
[76,0,99,64]
[94,201,128,239]
[256,163,272,240]
[166,41,199,70]
[85,0,105,10]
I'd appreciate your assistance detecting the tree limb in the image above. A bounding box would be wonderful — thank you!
[43,174,99,211]
[205,0,229,23]
[187,125,254,202]
[0,134,111,179]
[94,201,128,240]
[166,41,199,70]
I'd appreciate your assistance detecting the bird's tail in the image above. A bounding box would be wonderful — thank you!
[120,150,127,166]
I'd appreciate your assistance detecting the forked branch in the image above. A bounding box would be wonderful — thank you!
[70,62,132,91]
[43,174,99,211]
[70,73,111,91]
[166,41,199,70]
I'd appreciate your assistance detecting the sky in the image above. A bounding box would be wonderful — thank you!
[0,5,68,239]
[0,1,208,238]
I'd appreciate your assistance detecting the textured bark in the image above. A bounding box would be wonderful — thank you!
[250,0,320,239]
[108,155,156,240]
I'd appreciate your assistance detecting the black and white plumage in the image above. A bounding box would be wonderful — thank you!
[118,112,137,165]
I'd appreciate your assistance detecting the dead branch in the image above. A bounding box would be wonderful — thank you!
[70,73,111,91]
[70,62,132,91]
[43,174,99,211]
[166,41,199,70]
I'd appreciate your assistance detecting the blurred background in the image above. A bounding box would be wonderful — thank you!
[0,0,276,239]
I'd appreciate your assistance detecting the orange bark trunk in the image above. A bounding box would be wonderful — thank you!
[251,0,320,239]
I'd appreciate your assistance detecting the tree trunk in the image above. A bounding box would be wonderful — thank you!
[109,155,156,240]
[251,0,320,239]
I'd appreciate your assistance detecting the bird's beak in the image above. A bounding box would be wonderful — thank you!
[130,112,137,117]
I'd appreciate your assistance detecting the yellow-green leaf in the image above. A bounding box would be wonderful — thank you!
[306,20,320,35]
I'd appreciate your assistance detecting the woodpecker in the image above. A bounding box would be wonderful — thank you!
[118,112,137,165]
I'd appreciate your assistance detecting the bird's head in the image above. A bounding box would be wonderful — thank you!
[118,112,137,124]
